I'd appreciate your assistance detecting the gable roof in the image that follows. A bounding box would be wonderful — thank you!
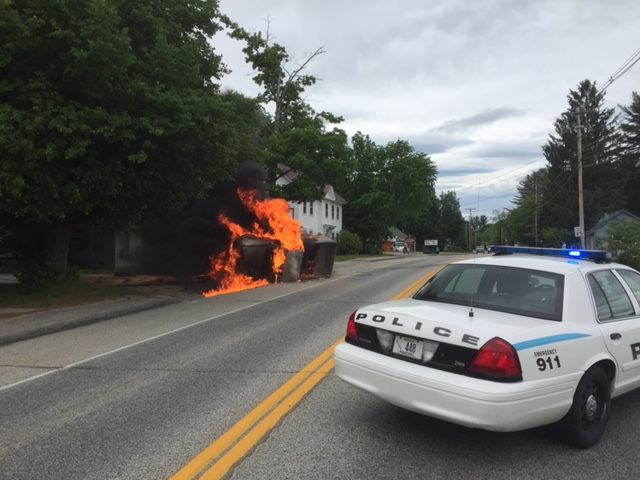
[277,163,300,183]
[586,209,640,234]
[277,163,346,205]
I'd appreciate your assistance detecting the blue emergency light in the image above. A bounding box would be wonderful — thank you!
[489,245,607,262]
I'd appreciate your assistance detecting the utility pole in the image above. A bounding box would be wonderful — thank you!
[576,110,586,249]
[466,208,476,251]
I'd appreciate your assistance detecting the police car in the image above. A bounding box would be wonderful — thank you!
[334,246,640,447]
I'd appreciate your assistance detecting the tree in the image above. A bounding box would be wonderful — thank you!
[620,92,640,157]
[0,0,257,276]
[609,221,640,270]
[438,191,465,249]
[507,168,547,245]
[339,133,438,252]
[541,80,620,236]
[618,92,640,215]
[470,215,489,232]
[222,16,350,202]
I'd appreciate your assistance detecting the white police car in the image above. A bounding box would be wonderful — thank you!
[334,246,640,447]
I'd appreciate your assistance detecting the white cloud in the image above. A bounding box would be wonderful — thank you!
[214,0,640,213]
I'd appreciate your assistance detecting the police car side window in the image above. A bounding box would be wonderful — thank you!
[588,270,635,321]
[617,270,640,306]
[588,276,613,321]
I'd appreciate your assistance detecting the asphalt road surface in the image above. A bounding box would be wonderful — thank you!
[2,254,640,480]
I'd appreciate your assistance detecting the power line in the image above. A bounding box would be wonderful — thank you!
[451,157,546,195]
[597,46,640,94]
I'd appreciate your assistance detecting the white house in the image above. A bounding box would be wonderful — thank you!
[275,164,346,239]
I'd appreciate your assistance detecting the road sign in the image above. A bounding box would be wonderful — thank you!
[574,226,584,238]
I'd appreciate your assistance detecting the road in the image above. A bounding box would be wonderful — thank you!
[2,254,640,479]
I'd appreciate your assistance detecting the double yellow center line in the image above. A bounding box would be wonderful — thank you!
[171,267,442,480]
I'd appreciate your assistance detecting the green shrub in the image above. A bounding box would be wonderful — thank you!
[337,230,363,255]
[609,221,640,270]
[15,262,79,293]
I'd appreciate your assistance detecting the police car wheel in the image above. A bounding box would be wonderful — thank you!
[562,367,610,448]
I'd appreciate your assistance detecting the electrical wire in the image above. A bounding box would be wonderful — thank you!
[454,46,639,217]
[452,157,546,194]
[597,46,640,94]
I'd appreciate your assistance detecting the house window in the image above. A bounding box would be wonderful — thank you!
[331,205,335,219]
[303,202,307,214]
[325,203,328,218]
[337,206,340,220]
[290,207,295,218]
[310,202,313,215]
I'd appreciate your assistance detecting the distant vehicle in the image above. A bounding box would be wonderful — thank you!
[475,245,485,254]
[394,241,405,253]
[335,246,640,447]
[423,239,439,254]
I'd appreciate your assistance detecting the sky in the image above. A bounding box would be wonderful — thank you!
[213,0,640,219]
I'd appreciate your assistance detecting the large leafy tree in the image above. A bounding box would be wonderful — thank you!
[222,16,350,201]
[0,0,258,273]
[338,133,438,252]
[438,191,465,249]
[541,80,620,234]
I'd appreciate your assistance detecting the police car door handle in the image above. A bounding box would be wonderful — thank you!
[610,333,622,340]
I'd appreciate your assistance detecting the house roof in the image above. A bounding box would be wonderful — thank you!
[324,185,347,205]
[586,209,640,235]
[388,226,407,240]
[277,163,300,183]
[277,163,346,205]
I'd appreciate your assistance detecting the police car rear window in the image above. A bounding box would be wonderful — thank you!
[413,264,564,321]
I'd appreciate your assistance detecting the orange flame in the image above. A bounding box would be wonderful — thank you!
[203,188,303,298]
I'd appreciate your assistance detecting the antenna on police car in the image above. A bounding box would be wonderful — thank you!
[468,178,482,319]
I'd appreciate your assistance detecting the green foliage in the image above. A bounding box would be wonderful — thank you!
[619,92,640,215]
[0,0,261,278]
[541,79,620,233]
[479,222,501,246]
[221,16,350,202]
[338,133,438,252]
[609,221,640,270]
[14,261,77,292]
[438,191,465,248]
[541,227,572,247]
[0,0,234,224]
[506,81,640,246]
[620,92,640,158]
[336,229,362,255]
[266,114,350,201]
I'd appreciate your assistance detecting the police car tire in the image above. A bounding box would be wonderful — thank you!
[562,367,610,448]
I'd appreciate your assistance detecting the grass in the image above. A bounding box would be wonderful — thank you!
[0,280,140,311]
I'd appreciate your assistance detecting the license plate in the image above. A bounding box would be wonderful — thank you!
[392,334,424,360]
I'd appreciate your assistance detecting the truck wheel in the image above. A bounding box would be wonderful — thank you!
[562,367,610,448]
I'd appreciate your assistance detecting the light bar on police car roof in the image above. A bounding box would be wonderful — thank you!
[489,245,607,262]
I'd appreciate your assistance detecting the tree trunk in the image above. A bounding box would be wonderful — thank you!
[43,223,71,276]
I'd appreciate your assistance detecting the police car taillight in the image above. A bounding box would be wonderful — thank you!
[468,337,522,381]
[346,311,359,343]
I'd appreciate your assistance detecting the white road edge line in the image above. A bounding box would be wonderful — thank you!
[0,280,335,394]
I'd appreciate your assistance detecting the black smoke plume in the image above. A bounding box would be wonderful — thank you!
[136,162,271,289]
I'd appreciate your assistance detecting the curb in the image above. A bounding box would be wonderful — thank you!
[0,296,181,347]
